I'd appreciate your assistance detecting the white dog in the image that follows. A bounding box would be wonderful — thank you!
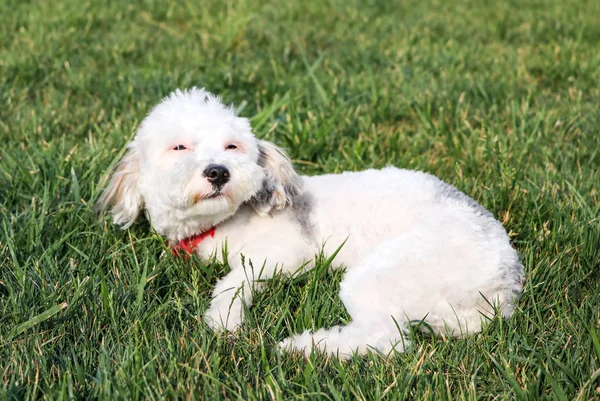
[97,88,524,359]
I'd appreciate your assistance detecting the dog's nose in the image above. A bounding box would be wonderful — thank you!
[203,164,230,187]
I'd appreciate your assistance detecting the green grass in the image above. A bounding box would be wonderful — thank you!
[1,0,599,399]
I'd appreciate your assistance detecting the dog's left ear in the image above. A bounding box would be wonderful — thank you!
[249,140,302,216]
[95,145,143,228]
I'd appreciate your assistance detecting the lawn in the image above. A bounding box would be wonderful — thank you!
[1,0,599,399]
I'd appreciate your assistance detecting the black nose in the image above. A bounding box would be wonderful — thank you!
[203,164,230,187]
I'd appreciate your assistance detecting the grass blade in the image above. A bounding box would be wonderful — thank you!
[7,302,68,341]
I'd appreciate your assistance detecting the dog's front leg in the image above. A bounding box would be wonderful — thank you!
[203,260,266,331]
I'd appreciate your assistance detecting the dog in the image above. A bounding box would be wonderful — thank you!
[97,87,524,359]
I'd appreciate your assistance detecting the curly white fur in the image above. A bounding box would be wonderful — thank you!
[97,88,524,359]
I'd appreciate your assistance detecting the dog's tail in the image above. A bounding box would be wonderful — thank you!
[279,321,409,359]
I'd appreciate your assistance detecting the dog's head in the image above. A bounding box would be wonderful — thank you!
[96,88,301,240]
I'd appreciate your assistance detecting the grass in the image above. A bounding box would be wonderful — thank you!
[1,0,599,399]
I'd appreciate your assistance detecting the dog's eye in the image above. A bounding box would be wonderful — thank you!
[173,145,187,151]
[225,144,237,150]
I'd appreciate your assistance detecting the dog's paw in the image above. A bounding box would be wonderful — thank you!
[203,301,244,332]
[278,330,316,357]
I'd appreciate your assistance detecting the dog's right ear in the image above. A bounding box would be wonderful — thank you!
[95,145,143,228]
[248,140,302,216]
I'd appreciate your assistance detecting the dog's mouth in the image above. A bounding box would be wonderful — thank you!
[207,190,223,199]
[191,188,226,204]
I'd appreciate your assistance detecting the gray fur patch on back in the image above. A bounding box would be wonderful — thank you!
[246,179,314,237]
[434,179,494,219]
[291,191,315,237]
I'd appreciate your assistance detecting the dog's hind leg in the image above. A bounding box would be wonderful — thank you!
[279,237,428,359]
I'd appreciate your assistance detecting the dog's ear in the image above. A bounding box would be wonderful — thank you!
[95,145,143,228]
[249,140,302,216]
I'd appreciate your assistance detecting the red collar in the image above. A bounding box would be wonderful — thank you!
[171,228,215,257]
